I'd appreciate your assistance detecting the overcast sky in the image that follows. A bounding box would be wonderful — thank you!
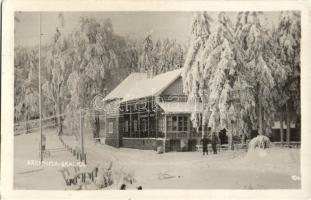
[14,11,281,47]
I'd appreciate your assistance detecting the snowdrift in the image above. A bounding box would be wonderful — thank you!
[244,147,300,174]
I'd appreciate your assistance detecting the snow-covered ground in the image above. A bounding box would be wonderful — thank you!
[14,128,301,190]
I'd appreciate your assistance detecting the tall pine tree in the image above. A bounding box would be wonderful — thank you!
[235,11,288,137]
[184,12,288,149]
[274,11,301,144]
[183,12,213,130]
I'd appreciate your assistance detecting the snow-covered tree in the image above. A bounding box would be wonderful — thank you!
[138,33,155,75]
[42,29,71,135]
[15,16,164,137]
[64,71,81,138]
[235,11,288,137]
[65,18,114,138]
[14,47,40,133]
[194,12,254,149]
[274,11,301,144]
[183,12,288,149]
[138,34,185,76]
[182,12,213,131]
[64,17,137,138]
[155,38,184,74]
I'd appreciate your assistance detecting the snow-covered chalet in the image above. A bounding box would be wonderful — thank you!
[102,68,208,152]
[102,68,300,152]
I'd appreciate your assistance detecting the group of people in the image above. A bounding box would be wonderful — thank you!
[200,132,219,155]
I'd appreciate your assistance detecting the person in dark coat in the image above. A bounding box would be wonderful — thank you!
[200,135,210,155]
[211,132,219,154]
[120,184,126,190]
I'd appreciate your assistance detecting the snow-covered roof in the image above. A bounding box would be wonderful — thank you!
[103,73,147,101]
[104,68,183,102]
[158,102,203,114]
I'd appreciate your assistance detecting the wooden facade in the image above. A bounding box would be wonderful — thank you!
[104,73,205,152]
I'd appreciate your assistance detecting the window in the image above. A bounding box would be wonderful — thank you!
[124,121,129,133]
[141,119,147,132]
[162,118,165,131]
[167,115,183,131]
[178,116,183,131]
[133,120,138,132]
[172,116,177,131]
[157,119,161,132]
[158,118,165,132]
[133,103,137,111]
[108,122,113,134]
[177,116,188,132]
[183,116,188,131]
[167,116,172,131]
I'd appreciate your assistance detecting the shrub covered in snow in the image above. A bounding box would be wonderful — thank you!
[63,161,137,190]
[93,163,114,189]
[248,135,271,150]
[157,146,164,154]
[92,162,136,189]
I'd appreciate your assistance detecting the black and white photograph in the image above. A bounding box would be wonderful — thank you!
[2,0,311,199]
[11,10,303,190]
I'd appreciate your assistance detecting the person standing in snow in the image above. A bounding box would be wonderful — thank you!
[200,134,210,155]
[211,132,219,154]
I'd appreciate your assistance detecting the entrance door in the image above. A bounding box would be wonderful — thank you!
[169,139,181,152]
[188,139,197,151]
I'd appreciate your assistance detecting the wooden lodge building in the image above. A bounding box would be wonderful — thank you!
[102,69,300,152]
[102,69,206,152]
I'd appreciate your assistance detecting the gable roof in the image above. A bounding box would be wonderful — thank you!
[103,73,147,101]
[103,68,183,102]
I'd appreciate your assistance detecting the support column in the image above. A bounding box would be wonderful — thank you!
[155,108,158,138]
[164,114,167,153]
[187,115,190,139]
[105,115,108,138]
[138,104,141,138]
[148,108,150,138]
[129,105,132,138]
[176,115,179,139]
[116,116,120,148]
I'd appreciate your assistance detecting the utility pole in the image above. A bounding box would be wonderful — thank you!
[39,12,43,163]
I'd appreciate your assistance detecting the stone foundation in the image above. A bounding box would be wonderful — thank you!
[105,137,121,148]
[105,136,200,152]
